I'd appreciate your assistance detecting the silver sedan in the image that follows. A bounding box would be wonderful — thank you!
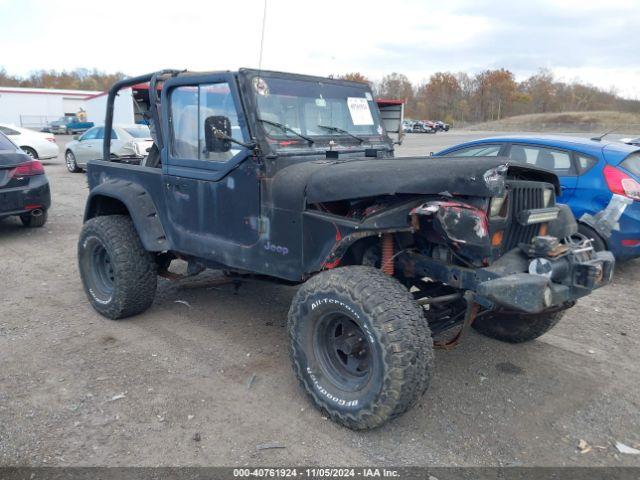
[64,125,153,172]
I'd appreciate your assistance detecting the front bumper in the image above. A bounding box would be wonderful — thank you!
[403,242,614,314]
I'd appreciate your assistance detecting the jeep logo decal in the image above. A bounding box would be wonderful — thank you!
[264,241,289,255]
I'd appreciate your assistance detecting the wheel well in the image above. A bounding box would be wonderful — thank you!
[340,236,380,266]
[577,221,609,249]
[86,195,130,219]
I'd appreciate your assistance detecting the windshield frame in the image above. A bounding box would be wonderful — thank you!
[239,69,391,153]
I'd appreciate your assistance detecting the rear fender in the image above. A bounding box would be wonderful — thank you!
[84,180,169,251]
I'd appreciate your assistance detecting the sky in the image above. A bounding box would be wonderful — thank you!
[1,0,639,98]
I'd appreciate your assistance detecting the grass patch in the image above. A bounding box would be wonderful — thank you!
[467,111,640,134]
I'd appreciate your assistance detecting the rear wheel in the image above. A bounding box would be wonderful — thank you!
[65,150,81,173]
[288,266,434,430]
[78,215,157,319]
[21,147,38,159]
[472,309,566,343]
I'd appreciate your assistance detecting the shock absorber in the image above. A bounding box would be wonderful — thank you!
[381,233,394,276]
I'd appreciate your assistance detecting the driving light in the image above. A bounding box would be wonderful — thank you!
[518,207,560,225]
[490,195,507,217]
[543,188,553,207]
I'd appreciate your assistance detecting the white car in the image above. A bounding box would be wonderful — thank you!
[64,125,154,172]
[0,124,60,160]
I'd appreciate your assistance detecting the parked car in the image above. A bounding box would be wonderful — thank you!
[435,135,640,260]
[620,136,640,147]
[434,120,450,132]
[50,115,94,135]
[402,120,414,133]
[423,120,438,132]
[0,124,59,160]
[412,121,435,133]
[0,130,51,227]
[64,125,153,172]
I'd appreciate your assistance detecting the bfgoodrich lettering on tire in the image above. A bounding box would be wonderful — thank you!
[78,215,157,319]
[288,266,434,430]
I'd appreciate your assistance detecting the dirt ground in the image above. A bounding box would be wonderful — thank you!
[1,132,639,467]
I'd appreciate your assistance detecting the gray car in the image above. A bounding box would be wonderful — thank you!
[64,125,153,172]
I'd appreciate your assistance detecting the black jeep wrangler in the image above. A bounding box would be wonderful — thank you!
[78,69,614,430]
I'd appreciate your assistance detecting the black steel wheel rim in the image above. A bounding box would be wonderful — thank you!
[314,312,372,391]
[87,239,115,300]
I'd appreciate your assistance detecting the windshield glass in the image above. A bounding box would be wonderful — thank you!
[251,75,385,147]
[124,126,151,138]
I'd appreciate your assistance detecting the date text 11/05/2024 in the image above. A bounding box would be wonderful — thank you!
[233,468,400,478]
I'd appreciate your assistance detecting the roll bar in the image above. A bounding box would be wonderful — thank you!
[103,70,183,161]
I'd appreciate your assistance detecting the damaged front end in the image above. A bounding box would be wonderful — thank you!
[309,159,613,322]
[399,170,614,315]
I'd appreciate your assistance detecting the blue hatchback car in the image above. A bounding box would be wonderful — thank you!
[435,135,640,260]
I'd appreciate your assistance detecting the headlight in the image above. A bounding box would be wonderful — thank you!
[490,195,507,217]
[543,188,553,207]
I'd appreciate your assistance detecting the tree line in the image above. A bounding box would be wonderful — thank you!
[0,68,126,93]
[338,69,640,125]
[2,67,638,125]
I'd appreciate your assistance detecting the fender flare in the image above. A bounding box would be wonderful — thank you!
[83,179,169,252]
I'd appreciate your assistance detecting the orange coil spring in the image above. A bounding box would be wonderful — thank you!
[381,233,394,276]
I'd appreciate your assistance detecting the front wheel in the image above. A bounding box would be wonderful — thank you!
[472,309,567,343]
[78,215,157,319]
[288,266,434,430]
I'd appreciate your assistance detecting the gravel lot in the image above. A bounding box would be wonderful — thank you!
[1,132,639,467]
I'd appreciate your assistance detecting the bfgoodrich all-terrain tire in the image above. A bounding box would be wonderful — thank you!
[78,215,157,319]
[288,266,434,430]
[472,309,566,343]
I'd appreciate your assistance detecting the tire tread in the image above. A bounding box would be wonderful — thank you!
[78,215,157,319]
[288,266,434,430]
[472,309,566,343]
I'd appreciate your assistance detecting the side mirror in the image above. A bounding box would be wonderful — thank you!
[204,116,232,153]
[73,135,80,140]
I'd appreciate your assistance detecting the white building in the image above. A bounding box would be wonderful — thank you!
[0,86,101,129]
[85,88,137,126]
